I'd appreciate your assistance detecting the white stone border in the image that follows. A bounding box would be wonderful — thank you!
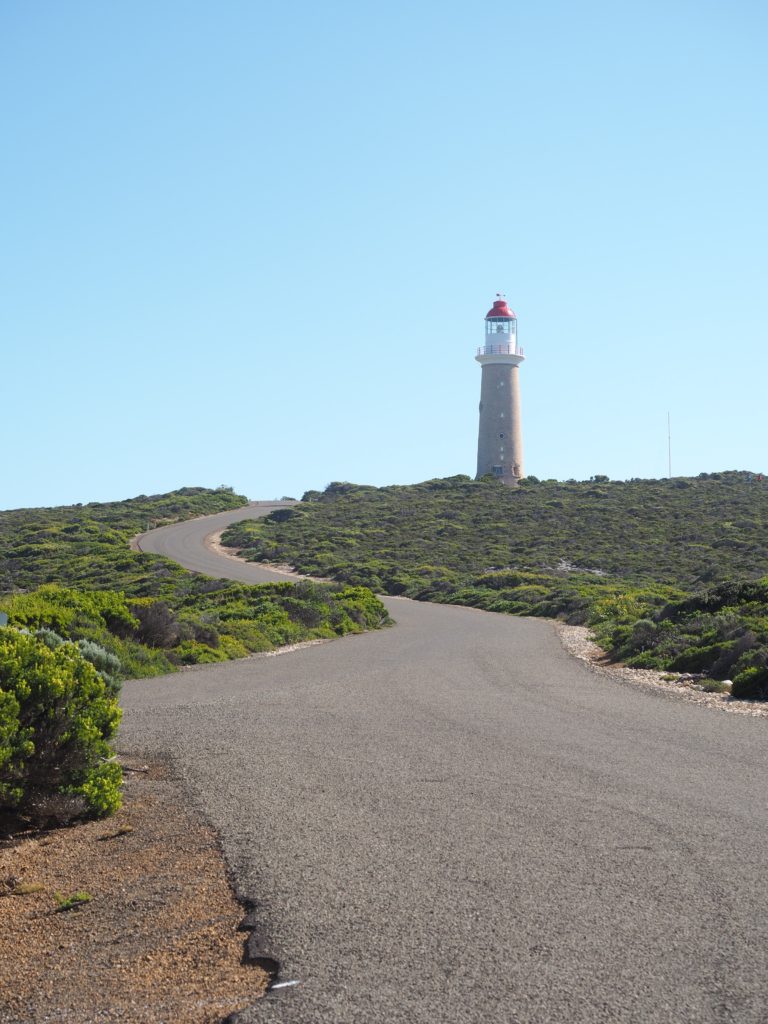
[554,622,768,718]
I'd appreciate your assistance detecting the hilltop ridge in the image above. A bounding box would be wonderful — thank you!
[225,471,768,588]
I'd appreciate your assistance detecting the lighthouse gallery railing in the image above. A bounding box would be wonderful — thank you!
[477,344,524,356]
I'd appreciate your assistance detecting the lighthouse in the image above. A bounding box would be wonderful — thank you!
[475,294,525,485]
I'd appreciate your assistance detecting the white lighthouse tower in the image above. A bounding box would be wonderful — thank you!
[475,294,525,485]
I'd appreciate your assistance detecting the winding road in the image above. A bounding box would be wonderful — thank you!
[120,504,768,1023]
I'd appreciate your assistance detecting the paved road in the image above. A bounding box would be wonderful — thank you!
[122,506,768,1023]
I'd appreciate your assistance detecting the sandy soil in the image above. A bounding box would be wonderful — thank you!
[0,761,267,1023]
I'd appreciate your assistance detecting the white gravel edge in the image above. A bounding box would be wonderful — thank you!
[554,622,768,719]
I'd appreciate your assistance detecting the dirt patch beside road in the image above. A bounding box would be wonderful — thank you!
[0,761,267,1023]
[205,530,309,579]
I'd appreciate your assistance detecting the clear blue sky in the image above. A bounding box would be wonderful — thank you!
[2,0,766,508]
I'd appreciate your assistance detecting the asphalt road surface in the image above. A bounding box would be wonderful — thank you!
[121,505,768,1023]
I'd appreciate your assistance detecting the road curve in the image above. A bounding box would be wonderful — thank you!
[121,506,768,1023]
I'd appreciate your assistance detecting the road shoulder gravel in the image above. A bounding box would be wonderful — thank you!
[555,621,768,718]
[0,758,268,1023]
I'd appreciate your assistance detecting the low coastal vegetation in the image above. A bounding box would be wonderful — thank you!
[0,487,388,823]
[222,473,768,701]
[0,629,122,821]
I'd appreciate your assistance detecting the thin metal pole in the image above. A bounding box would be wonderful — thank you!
[667,412,672,478]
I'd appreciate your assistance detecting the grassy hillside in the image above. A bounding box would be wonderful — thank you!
[225,474,768,588]
[0,488,389,680]
[0,487,248,596]
[221,473,768,699]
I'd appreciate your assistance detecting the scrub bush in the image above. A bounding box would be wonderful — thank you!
[76,639,121,678]
[731,667,768,700]
[131,600,180,648]
[35,627,66,650]
[173,640,228,665]
[0,630,122,822]
[76,639,122,696]
[221,619,274,652]
[218,635,250,660]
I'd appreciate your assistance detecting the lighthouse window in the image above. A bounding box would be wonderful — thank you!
[499,433,505,438]
[492,466,503,477]
[487,320,510,335]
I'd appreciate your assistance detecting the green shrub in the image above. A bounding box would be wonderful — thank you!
[334,585,392,630]
[76,639,122,678]
[173,640,229,665]
[218,635,250,659]
[1,585,140,640]
[731,666,768,701]
[35,627,66,650]
[0,630,122,821]
[670,642,734,674]
[189,619,220,647]
[75,639,122,697]
[629,619,657,648]
[221,619,274,652]
[700,679,730,694]
[130,600,179,648]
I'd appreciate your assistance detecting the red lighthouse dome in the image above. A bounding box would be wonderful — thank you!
[485,297,516,319]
